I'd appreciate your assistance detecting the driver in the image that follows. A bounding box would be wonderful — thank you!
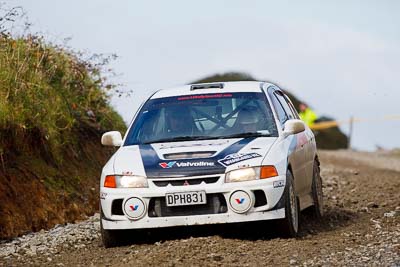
[165,106,195,136]
[236,107,259,133]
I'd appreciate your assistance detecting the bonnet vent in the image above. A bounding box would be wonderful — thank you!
[163,151,216,160]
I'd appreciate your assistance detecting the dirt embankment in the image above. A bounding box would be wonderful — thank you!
[1,150,399,266]
[0,125,114,239]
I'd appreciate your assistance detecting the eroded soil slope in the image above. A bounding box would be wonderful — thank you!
[0,127,115,239]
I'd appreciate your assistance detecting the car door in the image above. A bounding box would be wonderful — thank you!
[269,90,307,196]
[282,94,314,193]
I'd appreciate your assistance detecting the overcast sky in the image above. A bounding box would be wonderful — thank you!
[10,0,400,151]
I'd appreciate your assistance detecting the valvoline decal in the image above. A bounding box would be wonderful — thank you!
[159,161,215,168]
[130,205,139,211]
[159,161,176,169]
[235,198,245,204]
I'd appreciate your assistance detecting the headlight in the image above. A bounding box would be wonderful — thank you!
[225,166,278,183]
[225,167,260,182]
[104,175,148,188]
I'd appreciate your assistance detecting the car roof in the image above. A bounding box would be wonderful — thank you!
[151,81,274,99]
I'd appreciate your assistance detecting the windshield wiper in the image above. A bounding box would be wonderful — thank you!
[218,132,272,139]
[143,136,213,144]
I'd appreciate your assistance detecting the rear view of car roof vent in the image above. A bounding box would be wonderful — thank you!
[190,83,224,90]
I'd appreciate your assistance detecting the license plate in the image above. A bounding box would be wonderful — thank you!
[166,191,207,207]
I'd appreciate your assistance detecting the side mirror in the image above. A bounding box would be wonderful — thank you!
[282,119,305,137]
[101,131,123,146]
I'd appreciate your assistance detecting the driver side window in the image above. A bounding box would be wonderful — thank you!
[275,92,296,120]
[271,94,289,127]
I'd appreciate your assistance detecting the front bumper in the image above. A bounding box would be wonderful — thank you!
[100,174,286,230]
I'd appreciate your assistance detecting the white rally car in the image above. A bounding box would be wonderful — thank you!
[100,81,323,247]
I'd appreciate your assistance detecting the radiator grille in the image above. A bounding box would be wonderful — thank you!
[152,176,220,187]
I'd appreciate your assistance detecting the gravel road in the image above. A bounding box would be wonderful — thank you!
[1,150,399,266]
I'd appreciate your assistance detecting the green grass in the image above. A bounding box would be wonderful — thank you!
[0,35,126,162]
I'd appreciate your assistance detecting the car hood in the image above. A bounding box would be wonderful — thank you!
[113,137,277,178]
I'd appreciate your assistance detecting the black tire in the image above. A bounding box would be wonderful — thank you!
[311,158,324,219]
[100,209,121,248]
[279,170,299,238]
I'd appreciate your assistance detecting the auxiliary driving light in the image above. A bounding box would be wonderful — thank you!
[229,190,253,213]
[123,197,146,220]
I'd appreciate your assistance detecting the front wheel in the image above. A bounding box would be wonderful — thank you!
[101,220,123,248]
[279,170,299,238]
[100,208,122,248]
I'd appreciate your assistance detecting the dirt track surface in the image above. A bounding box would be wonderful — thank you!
[1,150,399,266]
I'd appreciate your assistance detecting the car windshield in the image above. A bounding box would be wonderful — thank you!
[124,92,278,145]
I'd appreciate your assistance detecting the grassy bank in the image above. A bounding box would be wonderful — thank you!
[0,33,126,239]
[0,35,125,163]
